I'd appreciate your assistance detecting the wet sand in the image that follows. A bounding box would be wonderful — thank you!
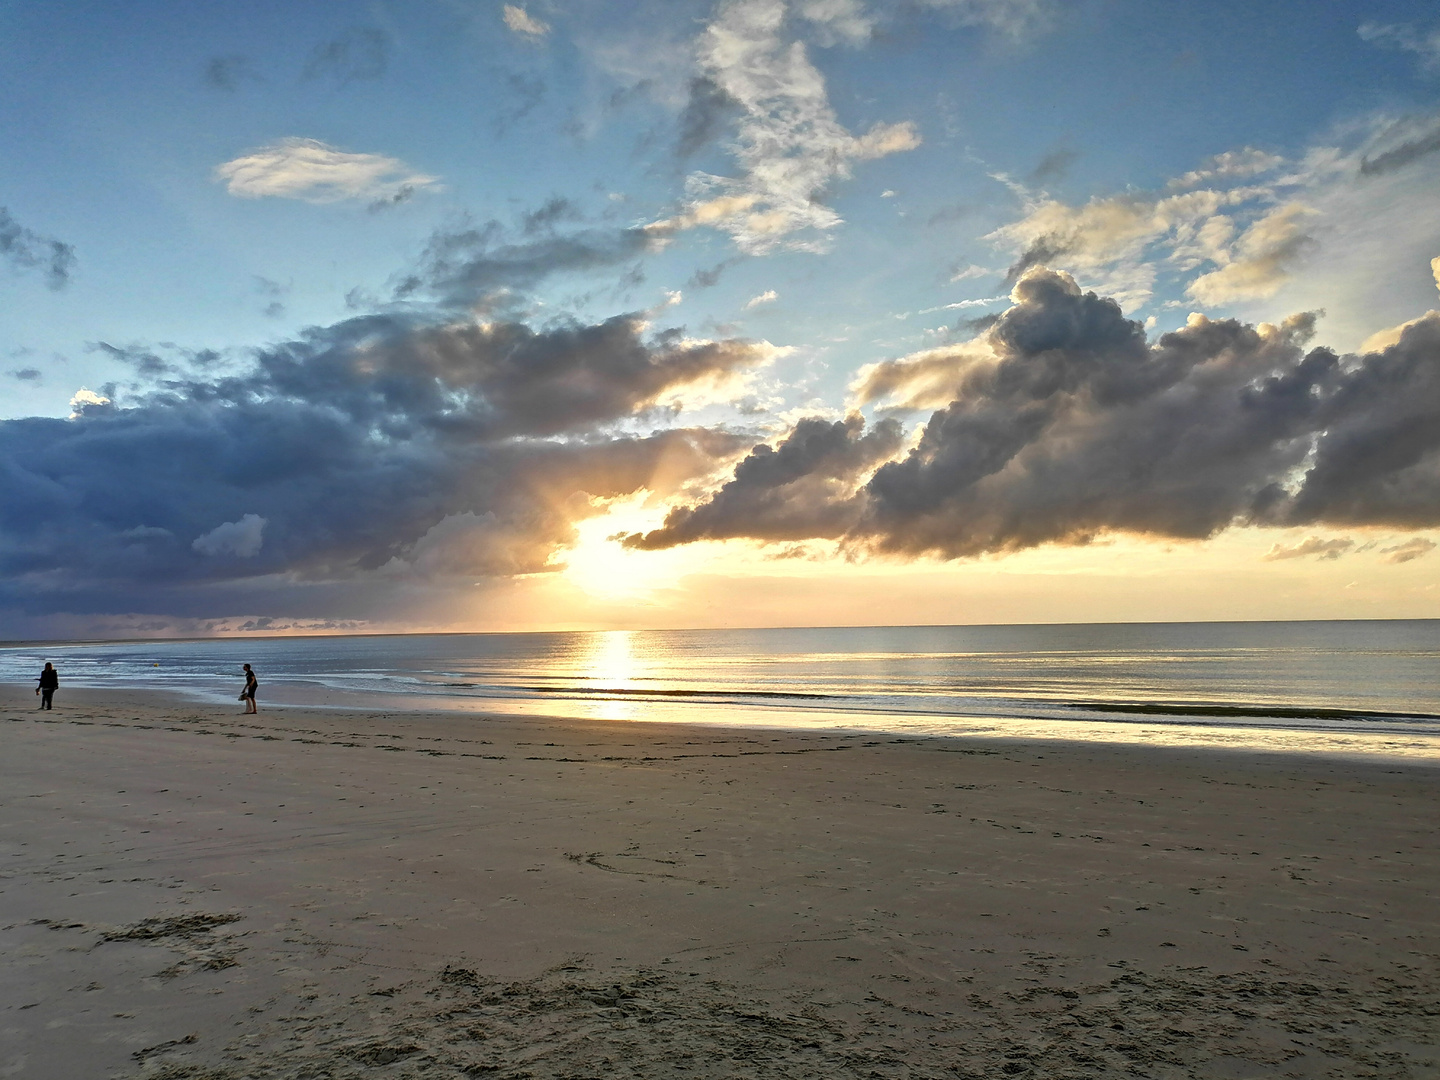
[2,686,1438,1079]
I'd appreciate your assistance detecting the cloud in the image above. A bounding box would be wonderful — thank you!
[302,27,388,84]
[651,0,920,254]
[68,388,111,418]
[635,268,1440,560]
[1381,537,1436,563]
[1262,536,1354,561]
[985,115,1440,330]
[395,216,669,308]
[1359,21,1440,74]
[1358,119,1440,176]
[1167,148,1285,190]
[255,276,289,318]
[0,303,773,621]
[193,514,267,558]
[1029,148,1077,185]
[624,414,905,548]
[493,72,547,135]
[918,0,1057,40]
[675,76,743,159]
[1184,202,1317,306]
[0,207,76,290]
[744,289,778,308]
[214,139,440,204]
[798,0,874,46]
[204,54,261,91]
[502,5,551,38]
[7,367,42,382]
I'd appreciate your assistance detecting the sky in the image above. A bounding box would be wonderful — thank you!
[2,0,1440,638]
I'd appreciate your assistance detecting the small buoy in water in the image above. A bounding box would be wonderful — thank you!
[153,663,159,666]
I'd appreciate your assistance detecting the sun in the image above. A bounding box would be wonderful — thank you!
[558,492,711,601]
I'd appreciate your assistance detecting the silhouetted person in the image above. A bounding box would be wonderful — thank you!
[240,663,258,713]
[36,662,58,710]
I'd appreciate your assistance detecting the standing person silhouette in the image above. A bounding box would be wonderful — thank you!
[35,662,58,710]
[240,663,258,713]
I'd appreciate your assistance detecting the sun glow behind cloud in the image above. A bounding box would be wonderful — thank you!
[558,492,719,602]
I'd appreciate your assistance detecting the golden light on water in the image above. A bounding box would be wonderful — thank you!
[580,629,640,720]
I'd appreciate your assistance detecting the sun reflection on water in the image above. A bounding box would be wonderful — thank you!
[581,629,639,721]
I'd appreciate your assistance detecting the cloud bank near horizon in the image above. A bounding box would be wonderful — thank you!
[628,268,1440,559]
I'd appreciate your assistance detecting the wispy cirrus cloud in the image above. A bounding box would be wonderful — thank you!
[1381,537,1436,564]
[1359,21,1440,75]
[214,139,441,205]
[984,112,1440,336]
[1262,536,1354,561]
[651,0,920,254]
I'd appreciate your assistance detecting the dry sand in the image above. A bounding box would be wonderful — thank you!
[2,686,1438,1080]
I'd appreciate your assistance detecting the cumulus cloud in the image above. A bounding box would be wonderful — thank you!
[215,139,441,204]
[193,514,267,558]
[651,0,920,253]
[635,268,1440,560]
[744,289,778,308]
[0,305,773,620]
[0,207,76,290]
[302,27,388,84]
[68,388,111,418]
[624,414,905,548]
[1262,536,1354,561]
[502,5,551,38]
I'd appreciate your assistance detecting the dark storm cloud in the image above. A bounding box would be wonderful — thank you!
[623,415,905,548]
[302,28,388,85]
[635,269,1440,560]
[204,54,261,91]
[676,77,742,159]
[0,207,75,290]
[0,308,766,617]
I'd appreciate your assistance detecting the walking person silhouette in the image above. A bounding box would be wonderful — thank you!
[36,662,58,710]
[240,663,258,713]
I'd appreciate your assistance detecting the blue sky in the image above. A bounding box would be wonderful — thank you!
[3,0,1440,636]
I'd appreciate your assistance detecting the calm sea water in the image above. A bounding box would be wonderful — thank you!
[4,621,1439,755]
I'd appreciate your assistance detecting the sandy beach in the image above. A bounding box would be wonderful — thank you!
[2,687,1438,1079]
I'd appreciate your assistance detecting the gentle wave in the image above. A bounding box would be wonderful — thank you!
[1065,701,1440,723]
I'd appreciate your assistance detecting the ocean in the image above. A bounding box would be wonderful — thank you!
[4,621,1439,758]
